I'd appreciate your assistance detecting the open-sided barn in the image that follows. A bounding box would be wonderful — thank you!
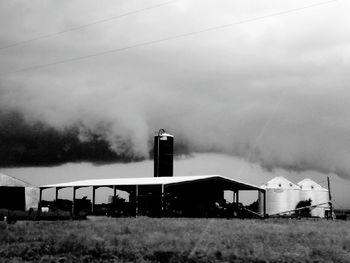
[40,175,266,218]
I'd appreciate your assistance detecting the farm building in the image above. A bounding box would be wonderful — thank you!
[37,130,331,219]
[40,175,266,218]
[0,172,39,211]
[259,176,330,217]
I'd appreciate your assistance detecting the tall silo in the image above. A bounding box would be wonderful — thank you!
[154,129,174,177]
[298,178,329,218]
[260,176,301,216]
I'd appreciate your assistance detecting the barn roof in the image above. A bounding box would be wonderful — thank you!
[41,175,262,191]
[0,172,31,187]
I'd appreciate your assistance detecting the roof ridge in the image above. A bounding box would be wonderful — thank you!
[0,171,31,186]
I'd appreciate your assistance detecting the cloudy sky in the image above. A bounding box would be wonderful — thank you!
[1,1,350,206]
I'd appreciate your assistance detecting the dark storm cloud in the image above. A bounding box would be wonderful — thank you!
[0,110,145,166]
[1,0,350,178]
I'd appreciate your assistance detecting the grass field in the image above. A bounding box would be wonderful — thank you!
[1,217,350,262]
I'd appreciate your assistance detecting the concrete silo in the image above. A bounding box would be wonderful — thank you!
[260,176,301,216]
[298,178,329,218]
[154,129,174,177]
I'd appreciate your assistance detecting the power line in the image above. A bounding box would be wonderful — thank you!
[0,0,177,51]
[0,0,337,77]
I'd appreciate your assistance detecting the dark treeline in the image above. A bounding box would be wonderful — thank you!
[0,110,190,167]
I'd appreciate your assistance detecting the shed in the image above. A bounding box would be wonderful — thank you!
[0,172,39,211]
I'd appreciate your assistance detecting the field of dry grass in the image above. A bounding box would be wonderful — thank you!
[1,217,350,262]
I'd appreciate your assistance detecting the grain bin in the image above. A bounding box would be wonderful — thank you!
[154,129,174,177]
[260,177,301,216]
[298,178,329,218]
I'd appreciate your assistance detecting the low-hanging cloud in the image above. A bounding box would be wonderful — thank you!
[1,0,350,179]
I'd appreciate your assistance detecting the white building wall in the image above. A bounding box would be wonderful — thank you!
[25,187,40,210]
[0,172,29,187]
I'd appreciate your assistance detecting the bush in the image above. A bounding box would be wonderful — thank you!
[295,199,312,218]
[0,209,75,221]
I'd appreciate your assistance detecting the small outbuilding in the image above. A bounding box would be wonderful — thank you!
[0,172,39,211]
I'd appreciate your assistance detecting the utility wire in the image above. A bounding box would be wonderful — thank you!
[0,0,337,77]
[0,0,177,51]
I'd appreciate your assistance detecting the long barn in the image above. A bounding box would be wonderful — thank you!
[40,175,266,217]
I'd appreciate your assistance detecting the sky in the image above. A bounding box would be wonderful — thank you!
[4,153,350,207]
[0,0,350,207]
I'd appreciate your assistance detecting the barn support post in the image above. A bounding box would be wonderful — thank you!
[234,191,239,204]
[72,186,77,216]
[55,187,60,201]
[113,185,117,199]
[38,187,43,210]
[111,185,117,215]
[135,185,139,217]
[263,190,267,218]
[161,184,165,216]
[91,186,96,215]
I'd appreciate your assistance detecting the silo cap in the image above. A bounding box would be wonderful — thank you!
[263,176,300,189]
[154,129,174,137]
[297,178,328,191]
[159,132,173,137]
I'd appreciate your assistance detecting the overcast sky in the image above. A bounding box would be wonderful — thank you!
[1,0,350,195]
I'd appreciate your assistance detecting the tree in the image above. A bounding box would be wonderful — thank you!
[295,199,312,218]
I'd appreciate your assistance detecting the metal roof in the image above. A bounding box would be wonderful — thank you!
[155,132,173,137]
[0,172,31,187]
[41,175,262,190]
